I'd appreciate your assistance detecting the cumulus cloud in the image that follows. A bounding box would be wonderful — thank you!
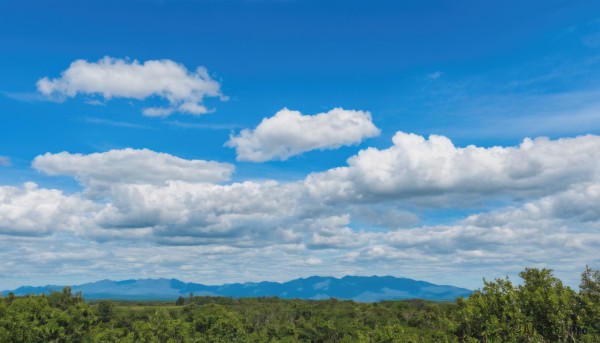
[0,178,304,247]
[92,180,305,246]
[465,182,600,228]
[32,149,234,192]
[37,57,225,116]
[0,156,10,167]
[306,132,600,204]
[0,182,97,236]
[226,108,380,162]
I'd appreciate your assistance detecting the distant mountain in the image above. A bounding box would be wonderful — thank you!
[2,276,471,302]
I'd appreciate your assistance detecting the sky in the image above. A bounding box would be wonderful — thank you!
[1,0,600,290]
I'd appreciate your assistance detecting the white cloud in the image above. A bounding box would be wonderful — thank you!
[91,180,304,245]
[0,156,10,167]
[0,182,97,236]
[428,71,442,79]
[304,257,323,265]
[84,117,149,129]
[306,132,600,204]
[465,182,600,228]
[32,148,234,191]
[142,107,175,117]
[37,57,225,116]
[226,108,380,162]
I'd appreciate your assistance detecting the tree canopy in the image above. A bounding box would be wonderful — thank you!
[0,267,598,342]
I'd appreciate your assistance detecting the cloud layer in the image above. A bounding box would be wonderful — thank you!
[226,108,380,162]
[37,57,224,116]
[1,133,600,289]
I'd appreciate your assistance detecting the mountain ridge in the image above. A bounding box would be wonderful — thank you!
[2,275,471,302]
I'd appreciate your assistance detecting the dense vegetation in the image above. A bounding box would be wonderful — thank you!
[0,267,598,342]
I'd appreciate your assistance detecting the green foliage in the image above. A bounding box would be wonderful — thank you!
[517,268,577,341]
[1,267,598,342]
[578,265,600,341]
[456,267,600,343]
[97,300,114,323]
[0,288,95,342]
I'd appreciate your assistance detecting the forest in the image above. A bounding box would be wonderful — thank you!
[0,267,598,342]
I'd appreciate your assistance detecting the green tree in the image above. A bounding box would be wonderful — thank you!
[191,304,247,342]
[578,265,600,336]
[455,277,525,342]
[455,268,580,342]
[97,300,114,323]
[517,268,577,341]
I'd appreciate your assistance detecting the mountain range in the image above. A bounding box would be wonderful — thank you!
[1,276,471,302]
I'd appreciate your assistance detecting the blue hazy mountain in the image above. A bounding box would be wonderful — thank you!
[2,276,471,302]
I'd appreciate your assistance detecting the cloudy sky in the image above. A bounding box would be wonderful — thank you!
[2,0,600,290]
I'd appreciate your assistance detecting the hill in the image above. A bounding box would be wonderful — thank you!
[2,275,471,301]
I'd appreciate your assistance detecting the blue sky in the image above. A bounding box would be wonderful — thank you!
[1,0,600,290]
